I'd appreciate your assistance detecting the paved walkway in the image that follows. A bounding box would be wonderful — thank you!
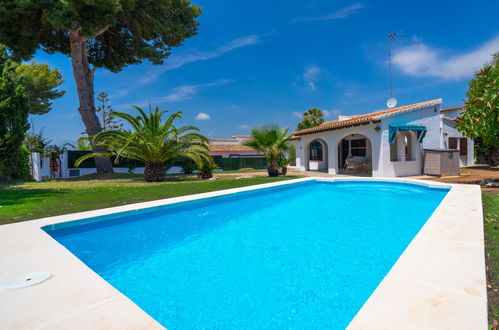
[215,166,498,193]
[287,169,340,177]
[214,169,342,179]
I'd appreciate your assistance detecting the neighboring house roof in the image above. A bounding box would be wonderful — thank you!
[442,116,460,122]
[292,98,442,136]
[441,105,464,112]
[208,144,256,153]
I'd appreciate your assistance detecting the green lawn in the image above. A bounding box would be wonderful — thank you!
[0,175,297,224]
[483,192,499,326]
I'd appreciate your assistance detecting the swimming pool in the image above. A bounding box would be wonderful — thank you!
[45,180,449,329]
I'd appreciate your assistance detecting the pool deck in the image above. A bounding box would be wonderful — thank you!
[0,177,486,329]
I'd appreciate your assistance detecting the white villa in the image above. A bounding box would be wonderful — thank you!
[289,99,474,177]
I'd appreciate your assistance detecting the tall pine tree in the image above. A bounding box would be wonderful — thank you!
[0,45,30,182]
[0,1,201,173]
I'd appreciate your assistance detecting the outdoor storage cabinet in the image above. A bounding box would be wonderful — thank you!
[423,149,460,176]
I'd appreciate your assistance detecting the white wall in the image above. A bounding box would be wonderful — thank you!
[379,105,441,177]
[28,152,51,181]
[64,166,183,178]
[29,151,185,180]
[383,105,442,150]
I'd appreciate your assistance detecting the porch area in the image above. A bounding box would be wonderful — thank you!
[302,134,373,177]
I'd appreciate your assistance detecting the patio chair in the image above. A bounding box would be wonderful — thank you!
[344,156,367,175]
[344,157,358,174]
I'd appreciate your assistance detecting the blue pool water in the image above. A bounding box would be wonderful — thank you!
[46,181,448,329]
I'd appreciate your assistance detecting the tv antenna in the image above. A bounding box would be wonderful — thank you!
[387,30,404,108]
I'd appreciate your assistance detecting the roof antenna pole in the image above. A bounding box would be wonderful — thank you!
[386,30,404,108]
[388,33,393,98]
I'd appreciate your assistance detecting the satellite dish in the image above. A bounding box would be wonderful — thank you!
[386,97,397,108]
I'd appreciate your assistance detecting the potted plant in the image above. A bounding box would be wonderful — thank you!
[244,125,292,177]
[277,153,290,176]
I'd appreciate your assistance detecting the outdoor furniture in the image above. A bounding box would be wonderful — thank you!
[344,156,370,174]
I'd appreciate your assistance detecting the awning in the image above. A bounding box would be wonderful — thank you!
[388,125,427,144]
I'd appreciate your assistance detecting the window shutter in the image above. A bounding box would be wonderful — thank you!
[448,137,457,149]
[459,138,468,156]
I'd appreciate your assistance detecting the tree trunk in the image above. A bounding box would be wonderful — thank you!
[267,158,279,177]
[144,162,166,182]
[69,31,113,173]
[490,147,499,166]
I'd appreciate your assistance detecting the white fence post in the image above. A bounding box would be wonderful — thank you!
[29,152,41,181]
[60,151,69,178]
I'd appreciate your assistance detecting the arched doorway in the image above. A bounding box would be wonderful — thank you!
[337,134,372,176]
[307,139,328,171]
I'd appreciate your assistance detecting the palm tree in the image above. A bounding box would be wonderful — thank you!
[297,107,325,130]
[75,106,209,182]
[244,125,292,177]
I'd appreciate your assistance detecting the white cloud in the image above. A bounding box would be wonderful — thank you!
[292,111,303,119]
[393,35,499,80]
[195,112,211,120]
[295,3,364,22]
[303,66,320,90]
[140,35,260,84]
[163,85,198,102]
[107,89,130,99]
[238,124,251,129]
[162,79,233,102]
[119,79,233,108]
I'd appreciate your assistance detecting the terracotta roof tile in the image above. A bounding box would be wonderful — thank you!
[293,99,442,136]
[208,144,256,152]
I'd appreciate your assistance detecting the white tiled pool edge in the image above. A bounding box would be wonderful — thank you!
[346,181,487,329]
[0,178,486,329]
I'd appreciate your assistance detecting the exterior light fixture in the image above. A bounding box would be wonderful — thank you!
[374,125,381,132]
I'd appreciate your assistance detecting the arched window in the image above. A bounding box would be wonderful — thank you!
[403,132,415,161]
[309,140,323,161]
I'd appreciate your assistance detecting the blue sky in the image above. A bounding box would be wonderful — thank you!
[30,0,499,144]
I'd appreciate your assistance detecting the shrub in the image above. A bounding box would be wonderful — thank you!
[198,157,219,179]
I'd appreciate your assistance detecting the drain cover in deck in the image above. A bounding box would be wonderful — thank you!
[2,272,53,291]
